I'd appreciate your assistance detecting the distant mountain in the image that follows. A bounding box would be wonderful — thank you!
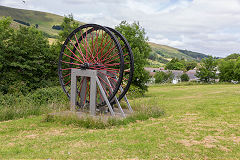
[148,42,208,65]
[0,5,84,36]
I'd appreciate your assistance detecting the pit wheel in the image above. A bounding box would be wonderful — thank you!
[58,24,124,108]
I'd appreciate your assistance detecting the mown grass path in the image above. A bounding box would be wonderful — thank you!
[0,84,239,159]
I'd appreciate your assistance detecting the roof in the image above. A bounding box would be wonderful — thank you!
[145,68,198,80]
[186,70,198,80]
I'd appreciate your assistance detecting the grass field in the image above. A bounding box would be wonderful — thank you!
[0,84,239,159]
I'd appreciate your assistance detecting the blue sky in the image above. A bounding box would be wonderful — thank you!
[0,0,239,57]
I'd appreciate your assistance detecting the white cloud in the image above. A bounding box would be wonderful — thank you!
[1,0,240,57]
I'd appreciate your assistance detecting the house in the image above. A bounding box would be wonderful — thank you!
[170,70,183,84]
[144,67,164,73]
[186,70,198,81]
[144,67,199,84]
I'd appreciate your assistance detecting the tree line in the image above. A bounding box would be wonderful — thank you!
[13,19,30,26]
[165,58,197,71]
[197,54,240,83]
[154,54,240,84]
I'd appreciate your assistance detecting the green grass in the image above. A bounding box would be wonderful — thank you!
[0,84,240,159]
[0,5,84,35]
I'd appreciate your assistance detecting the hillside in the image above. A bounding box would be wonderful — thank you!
[0,5,84,36]
[178,49,208,60]
[0,5,207,66]
[148,42,208,66]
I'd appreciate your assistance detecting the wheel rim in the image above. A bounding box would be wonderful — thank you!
[58,24,124,108]
[106,27,134,102]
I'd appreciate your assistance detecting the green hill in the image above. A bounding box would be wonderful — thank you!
[0,5,207,65]
[0,5,84,36]
[148,42,208,65]
[178,49,208,60]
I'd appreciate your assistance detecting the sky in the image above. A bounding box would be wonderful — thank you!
[0,0,240,57]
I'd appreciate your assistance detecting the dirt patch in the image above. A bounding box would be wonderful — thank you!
[178,139,201,147]
[7,142,15,147]
[202,136,218,148]
[0,119,13,124]
[72,140,92,148]
[45,129,66,136]
[230,136,240,143]
[178,136,218,147]
[177,113,198,123]
[25,134,38,139]
[178,135,235,152]
[219,145,231,152]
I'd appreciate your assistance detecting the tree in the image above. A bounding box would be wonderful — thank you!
[225,53,240,60]
[154,71,174,83]
[185,61,197,71]
[165,58,185,70]
[165,58,197,71]
[58,14,79,41]
[180,73,189,82]
[115,21,151,92]
[51,14,80,65]
[196,56,218,83]
[234,57,240,82]
[0,17,57,94]
[0,17,13,72]
[218,59,235,82]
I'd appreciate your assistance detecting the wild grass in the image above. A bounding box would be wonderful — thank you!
[43,105,164,129]
[0,86,69,121]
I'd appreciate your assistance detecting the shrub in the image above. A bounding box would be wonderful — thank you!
[52,25,63,30]
[127,85,146,98]
[29,86,68,105]
[154,71,174,83]
[0,17,59,94]
[180,73,189,82]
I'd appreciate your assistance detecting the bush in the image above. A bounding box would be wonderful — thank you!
[154,71,174,83]
[0,17,59,94]
[0,86,69,121]
[29,86,68,105]
[180,73,189,82]
[52,25,63,30]
[127,84,146,98]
